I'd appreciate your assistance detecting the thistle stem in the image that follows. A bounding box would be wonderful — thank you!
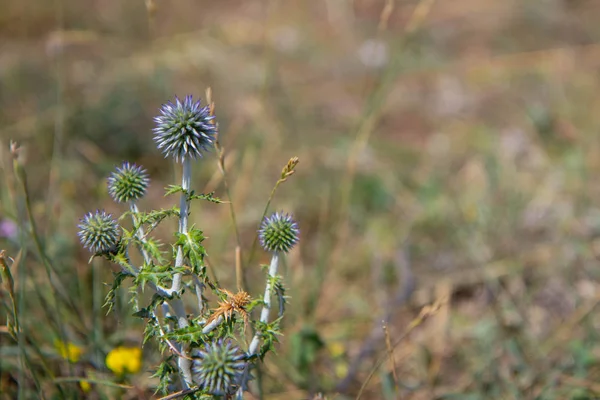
[122,258,191,384]
[130,202,151,265]
[192,275,205,313]
[172,158,193,387]
[248,253,279,355]
[128,203,187,321]
[235,252,280,398]
[172,158,191,293]
[125,159,194,387]
[202,315,223,334]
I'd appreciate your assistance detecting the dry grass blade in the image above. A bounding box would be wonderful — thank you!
[356,296,448,400]
[247,156,300,265]
[382,321,398,391]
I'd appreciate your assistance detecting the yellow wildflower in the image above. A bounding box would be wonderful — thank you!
[54,340,83,363]
[79,379,91,393]
[327,341,348,378]
[106,346,142,375]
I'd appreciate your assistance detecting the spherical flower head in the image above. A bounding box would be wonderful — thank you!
[153,95,217,162]
[258,212,299,253]
[107,162,149,203]
[77,210,120,254]
[192,339,246,395]
[106,346,142,376]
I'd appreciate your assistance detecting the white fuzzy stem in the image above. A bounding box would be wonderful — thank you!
[192,275,204,313]
[236,253,280,398]
[171,158,191,293]
[127,203,186,304]
[130,202,151,265]
[170,158,193,387]
[248,253,279,355]
[201,315,223,334]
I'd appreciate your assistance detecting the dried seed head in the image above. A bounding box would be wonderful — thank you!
[153,95,217,162]
[207,289,252,325]
[258,212,299,254]
[107,162,149,203]
[78,210,120,254]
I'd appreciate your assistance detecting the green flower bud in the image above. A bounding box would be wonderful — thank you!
[107,162,149,203]
[77,210,120,254]
[192,339,246,395]
[258,212,299,253]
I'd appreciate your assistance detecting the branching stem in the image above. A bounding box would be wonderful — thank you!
[237,252,280,398]
[248,252,279,355]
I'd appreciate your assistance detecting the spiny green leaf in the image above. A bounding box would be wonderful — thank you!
[103,272,129,314]
[175,227,206,275]
[165,185,223,204]
[255,318,283,360]
[109,251,131,271]
[152,357,177,394]
[125,207,180,234]
[135,265,186,289]
[188,191,223,204]
[164,184,185,196]
[143,316,159,345]
[163,324,207,343]
[139,237,164,263]
[274,280,288,317]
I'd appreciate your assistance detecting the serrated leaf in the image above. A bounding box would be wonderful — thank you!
[175,227,206,275]
[104,272,129,314]
[164,184,185,196]
[109,252,132,271]
[255,318,283,360]
[151,357,177,394]
[163,324,206,342]
[188,191,223,204]
[144,319,158,345]
[274,280,288,317]
[139,237,164,264]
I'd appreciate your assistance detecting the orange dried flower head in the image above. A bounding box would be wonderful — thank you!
[207,289,251,325]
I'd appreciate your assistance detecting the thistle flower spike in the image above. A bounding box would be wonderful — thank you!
[107,162,149,203]
[153,95,217,162]
[258,212,299,253]
[192,339,246,395]
[77,210,120,254]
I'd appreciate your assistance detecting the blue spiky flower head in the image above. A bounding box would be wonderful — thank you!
[192,339,246,395]
[77,210,120,254]
[107,162,149,203]
[153,95,217,162]
[258,212,299,253]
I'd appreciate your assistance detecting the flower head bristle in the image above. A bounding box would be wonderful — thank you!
[77,210,120,254]
[258,212,299,253]
[207,289,252,325]
[192,339,246,395]
[107,162,149,203]
[153,95,217,162]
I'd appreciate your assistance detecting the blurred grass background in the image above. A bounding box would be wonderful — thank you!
[2,0,600,398]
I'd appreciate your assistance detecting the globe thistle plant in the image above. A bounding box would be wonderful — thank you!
[258,212,300,254]
[77,210,119,254]
[192,340,246,395]
[153,95,217,163]
[107,162,149,204]
[152,95,219,387]
[74,90,299,398]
